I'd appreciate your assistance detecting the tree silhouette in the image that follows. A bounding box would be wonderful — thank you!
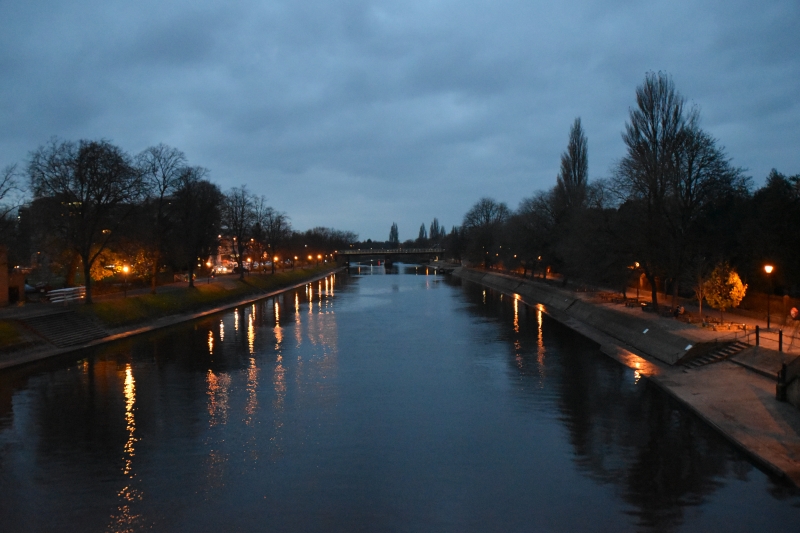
[555,117,588,213]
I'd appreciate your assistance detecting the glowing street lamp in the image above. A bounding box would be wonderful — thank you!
[765,264,774,329]
[122,265,130,298]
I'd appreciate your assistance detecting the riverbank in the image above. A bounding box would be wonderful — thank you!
[453,267,800,487]
[0,266,344,370]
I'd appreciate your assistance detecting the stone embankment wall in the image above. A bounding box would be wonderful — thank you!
[453,268,691,365]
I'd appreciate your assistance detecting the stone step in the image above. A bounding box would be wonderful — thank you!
[20,312,108,348]
[683,341,748,369]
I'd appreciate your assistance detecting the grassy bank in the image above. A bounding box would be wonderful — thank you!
[79,266,337,329]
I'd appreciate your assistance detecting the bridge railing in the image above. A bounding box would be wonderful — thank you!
[338,248,444,255]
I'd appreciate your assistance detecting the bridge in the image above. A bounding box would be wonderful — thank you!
[335,248,443,266]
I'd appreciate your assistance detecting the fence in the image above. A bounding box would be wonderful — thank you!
[47,286,86,304]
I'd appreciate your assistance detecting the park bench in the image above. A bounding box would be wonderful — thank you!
[47,286,86,304]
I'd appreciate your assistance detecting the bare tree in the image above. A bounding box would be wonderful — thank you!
[613,72,687,309]
[136,144,187,293]
[663,117,746,305]
[462,197,510,268]
[261,206,291,274]
[0,164,24,238]
[28,138,142,303]
[250,196,292,274]
[222,186,256,280]
[173,167,221,288]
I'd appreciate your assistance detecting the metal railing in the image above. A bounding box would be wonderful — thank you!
[338,248,443,255]
[48,286,86,304]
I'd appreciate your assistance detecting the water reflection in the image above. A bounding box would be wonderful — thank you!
[108,364,143,532]
[0,270,798,532]
[461,280,800,531]
[206,370,231,427]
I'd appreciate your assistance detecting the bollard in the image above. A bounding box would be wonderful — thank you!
[779,329,783,352]
[755,325,760,346]
[777,363,787,401]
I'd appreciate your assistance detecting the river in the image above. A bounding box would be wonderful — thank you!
[1,265,799,532]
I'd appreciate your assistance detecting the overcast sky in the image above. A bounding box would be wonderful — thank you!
[1,0,798,241]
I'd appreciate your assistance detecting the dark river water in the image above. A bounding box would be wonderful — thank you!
[1,265,800,532]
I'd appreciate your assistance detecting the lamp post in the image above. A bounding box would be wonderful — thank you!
[317,254,322,267]
[122,265,129,298]
[765,264,774,329]
[206,261,212,284]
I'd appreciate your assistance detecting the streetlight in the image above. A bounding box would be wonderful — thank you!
[765,264,774,329]
[206,261,212,284]
[122,265,129,298]
[317,254,322,266]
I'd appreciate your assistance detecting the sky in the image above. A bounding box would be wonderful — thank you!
[1,0,798,242]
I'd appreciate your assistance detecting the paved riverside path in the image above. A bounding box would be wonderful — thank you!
[457,268,800,487]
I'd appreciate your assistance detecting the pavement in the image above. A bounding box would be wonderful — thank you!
[459,268,800,487]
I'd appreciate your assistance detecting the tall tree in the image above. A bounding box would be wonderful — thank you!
[28,138,142,303]
[555,117,588,213]
[741,170,800,292]
[136,144,186,293]
[429,218,442,245]
[389,222,399,248]
[417,223,427,245]
[614,72,688,309]
[461,197,510,268]
[222,186,256,280]
[173,168,221,288]
[0,164,23,247]
[260,205,292,274]
[662,117,746,305]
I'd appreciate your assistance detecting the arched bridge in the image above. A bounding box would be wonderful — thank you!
[335,248,443,266]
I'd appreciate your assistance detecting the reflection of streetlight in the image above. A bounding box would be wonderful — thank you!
[765,264,774,329]
[122,265,130,298]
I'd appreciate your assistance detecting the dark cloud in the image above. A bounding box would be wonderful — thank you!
[1,0,798,240]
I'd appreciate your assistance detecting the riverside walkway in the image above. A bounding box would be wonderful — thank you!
[455,268,800,487]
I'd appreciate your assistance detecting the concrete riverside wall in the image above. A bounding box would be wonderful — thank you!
[453,268,690,365]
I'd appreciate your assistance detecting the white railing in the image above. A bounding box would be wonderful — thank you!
[48,286,86,304]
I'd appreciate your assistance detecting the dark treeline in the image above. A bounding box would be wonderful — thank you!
[1,139,357,303]
[451,72,799,308]
[353,217,452,250]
